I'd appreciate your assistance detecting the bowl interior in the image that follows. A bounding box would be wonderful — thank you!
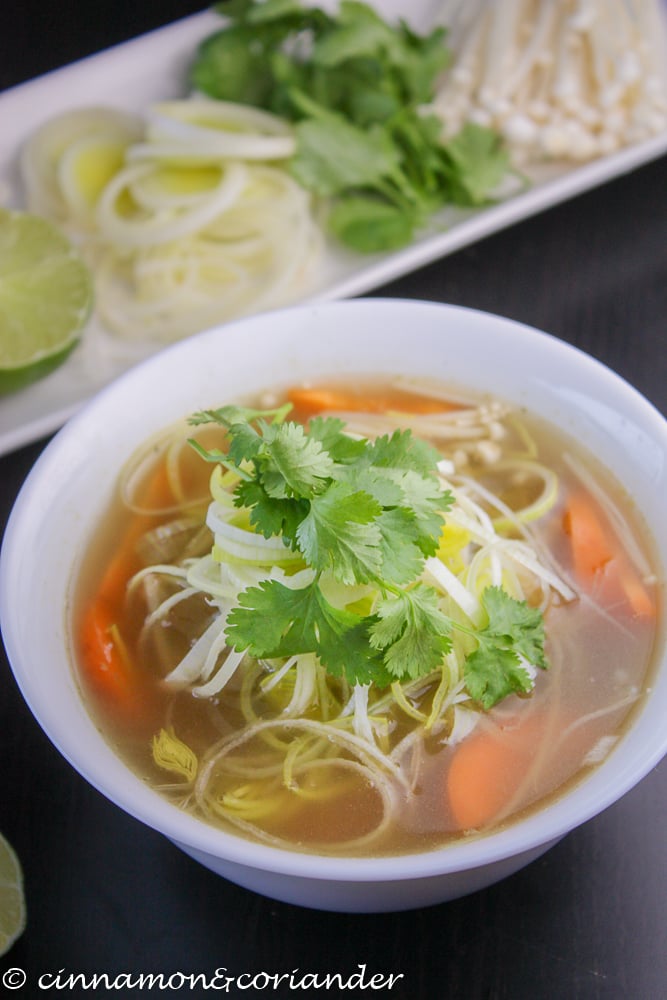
[1,298,665,883]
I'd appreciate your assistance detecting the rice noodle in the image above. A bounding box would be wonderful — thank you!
[198,718,411,789]
[424,556,485,623]
[192,647,247,698]
[441,492,577,602]
[119,428,203,515]
[278,655,319,718]
[141,585,199,631]
[193,717,408,851]
[163,613,231,686]
[202,755,399,853]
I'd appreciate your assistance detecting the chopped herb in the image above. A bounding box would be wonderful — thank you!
[190,406,548,705]
[462,587,548,709]
[191,0,509,252]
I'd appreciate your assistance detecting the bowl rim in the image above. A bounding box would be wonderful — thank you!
[2,297,666,884]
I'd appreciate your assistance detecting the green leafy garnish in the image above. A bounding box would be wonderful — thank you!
[369,584,453,680]
[190,406,549,706]
[191,0,509,252]
[462,587,548,709]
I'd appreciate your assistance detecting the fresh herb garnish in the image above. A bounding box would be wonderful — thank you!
[461,586,548,709]
[189,406,548,707]
[191,0,509,252]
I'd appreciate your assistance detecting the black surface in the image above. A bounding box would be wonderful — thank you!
[1,4,666,998]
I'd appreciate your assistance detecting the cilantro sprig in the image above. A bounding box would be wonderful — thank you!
[459,586,548,709]
[191,0,509,252]
[189,406,549,707]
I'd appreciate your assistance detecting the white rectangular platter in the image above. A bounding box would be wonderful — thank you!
[1,1,667,456]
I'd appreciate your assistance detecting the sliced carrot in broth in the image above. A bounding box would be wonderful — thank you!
[79,599,141,720]
[563,492,614,578]
[445,713,547,830]
[563,491,655,619]
[76,457,175,725]
[287,384,460,421]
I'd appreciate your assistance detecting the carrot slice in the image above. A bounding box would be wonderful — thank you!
[446,715,543,830]
[562,492,654,618]
[562,492,614,578]
[78,599,141,720]
[445,708,605,830]
[618,565,655,619]
[76,458,175,724]
[287,385,459,420]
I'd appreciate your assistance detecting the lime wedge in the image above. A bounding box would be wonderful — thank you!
[0,832,26,957]
[0,209,93,394]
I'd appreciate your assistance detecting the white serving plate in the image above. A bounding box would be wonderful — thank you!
[1,1,666,457]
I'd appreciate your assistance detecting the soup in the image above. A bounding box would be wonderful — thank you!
[72,379,659,856]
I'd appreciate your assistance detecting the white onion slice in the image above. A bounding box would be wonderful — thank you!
[95,161,248,248]
[20,106,142,220]
[127,163,228,211]
[128,133,295,162]
[142,98,296,161]
[20,97,323,345]
[150,99,296,134]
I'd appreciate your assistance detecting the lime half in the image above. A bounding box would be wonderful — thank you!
[0,209,93,394]
[0,832,26,956]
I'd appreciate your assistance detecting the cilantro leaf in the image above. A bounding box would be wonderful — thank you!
[338,465,404,507]
[258,420,335,498]
[481,585,548,669]
[296,483,382,583]
[375,507,426,585]
[390,23,450,105]
[464,647,533,710]
[442,123,509,205]
[189,405,257,428]
[311,2,448,107]
[226,578,385,685]
[197,1,328,104]
[316,618,391,686]
[306,415,367,463]
[389,110,451,205]
[357,429,451,554]
[289,115,403,197]
[391,469,449,557]
[190,25,276,105]
[193,0,508,255]
[226,578,357,657]
[462,587,548,709]
[188,404,290,469]
[328,194,417,252]
[313,6,396,67]
[244,0,312,24]
[235,479,308,545]
[228,422,264,467]
[369,584,452,680]
[365,428,442,478]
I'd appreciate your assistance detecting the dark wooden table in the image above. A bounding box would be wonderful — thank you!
[1,4,666,998]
